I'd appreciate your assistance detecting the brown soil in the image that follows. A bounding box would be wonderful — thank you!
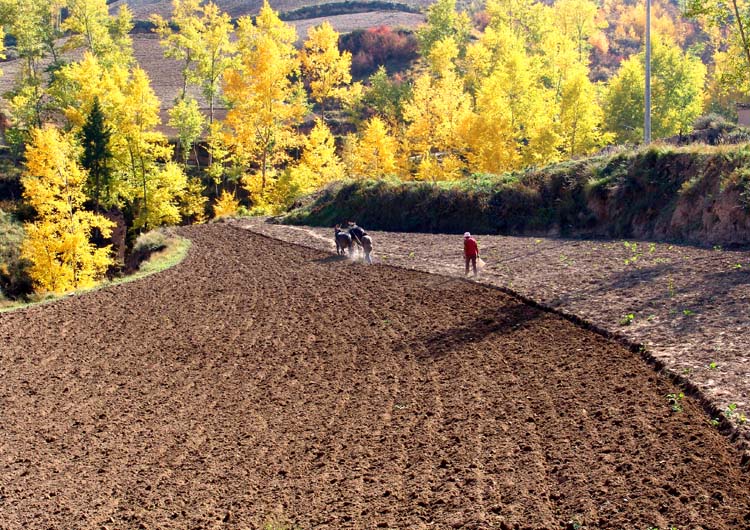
[1,223,750,529]
[242,218,750,449]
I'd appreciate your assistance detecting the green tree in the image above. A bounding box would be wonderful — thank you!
[193,2,235,126]
[363,66,410,127]
[684,0,750,95]
[604,34,706,142]
[79,97,113,210]
[152,0,202,99]
[62,0,134,67]
[417,0,471,58]
[2,0,66,137]
[168,96,205,167]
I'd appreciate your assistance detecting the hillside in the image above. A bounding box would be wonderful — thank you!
[0,8,424,136]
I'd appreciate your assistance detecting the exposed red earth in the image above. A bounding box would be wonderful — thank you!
[1,222,749,529]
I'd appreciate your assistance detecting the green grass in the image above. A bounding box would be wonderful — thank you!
[116,230,192,282]
[0,230,191,313]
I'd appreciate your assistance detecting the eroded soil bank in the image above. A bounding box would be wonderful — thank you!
[1,223,749,529]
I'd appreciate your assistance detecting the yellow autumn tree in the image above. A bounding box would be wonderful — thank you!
[21,126,113,294]
[402,37,471,181]
[212,190,239,218]
[300,21,352,115]
[279,119,343,205]
[553,0,605,62]
[345,116,398,179]
[462,17,561,172]
[58,53,189,229]
[557,64,612,156]
[222,0,307,207]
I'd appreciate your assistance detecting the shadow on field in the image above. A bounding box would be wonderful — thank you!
[314,254,350,264]
[416,302,541,361]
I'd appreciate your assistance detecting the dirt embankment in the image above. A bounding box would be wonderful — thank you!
[286,146,750,246]
[2,223,750,529]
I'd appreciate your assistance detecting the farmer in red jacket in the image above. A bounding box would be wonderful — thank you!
[463,232,479,277]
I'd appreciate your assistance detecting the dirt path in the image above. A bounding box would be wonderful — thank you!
[1,223,749,529]
[239,218,750,448]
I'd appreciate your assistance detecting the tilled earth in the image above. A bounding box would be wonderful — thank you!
[1,224,750,529]
[240,218,750,450]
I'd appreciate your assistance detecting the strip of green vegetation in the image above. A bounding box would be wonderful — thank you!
[0,230,191,313]
[285,143,750,245]
[114,230,192,283]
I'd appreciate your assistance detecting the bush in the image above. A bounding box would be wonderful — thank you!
[340,26,418,77]
[693,113,731,131]
[0,209,32,300]
[132,230,169,254]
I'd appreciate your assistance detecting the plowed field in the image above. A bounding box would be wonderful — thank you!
[1,224,749,529]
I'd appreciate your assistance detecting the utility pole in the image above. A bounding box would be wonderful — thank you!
[644,0,652,144]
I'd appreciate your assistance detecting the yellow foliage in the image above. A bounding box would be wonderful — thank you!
[135,162,189,229]
[58,53,185,226]
[402,69,471,177]
[21,126,114,294]
[301,21,352,108]
[427,36,459,76]
[223,0,307,197]
[181,176,208,224]
[295,119,344,188]
[345,117,398,179]
[242,169,276,208]
[213,190,240,218]
[414,153,464,182]
[277,120,345,208]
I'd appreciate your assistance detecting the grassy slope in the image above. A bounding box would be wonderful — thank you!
[0,229,191,313]
[284,143,750,246]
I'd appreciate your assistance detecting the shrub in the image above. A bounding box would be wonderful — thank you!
[132,230,168,254]
[340,26,418,77]
[213,190,240,219]
[0,209,32,300]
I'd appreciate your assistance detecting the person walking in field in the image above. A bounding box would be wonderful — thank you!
[463,232,479,277]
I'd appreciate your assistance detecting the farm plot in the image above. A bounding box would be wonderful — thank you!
[240,217,750,449]
[0,223,749,529]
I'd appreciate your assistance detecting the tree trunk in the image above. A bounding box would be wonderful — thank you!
[731,0,750,87]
